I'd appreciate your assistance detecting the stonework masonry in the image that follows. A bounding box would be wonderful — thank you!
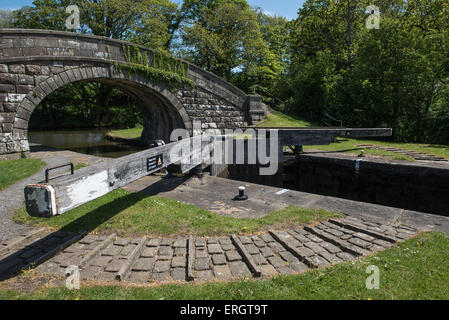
[0,29,267,157]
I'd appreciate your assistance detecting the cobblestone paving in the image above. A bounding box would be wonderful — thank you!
[0,216,420,283]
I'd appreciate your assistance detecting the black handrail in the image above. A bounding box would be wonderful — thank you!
[45,163,74,183]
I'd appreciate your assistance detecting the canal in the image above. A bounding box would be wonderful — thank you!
[29,130,146,158]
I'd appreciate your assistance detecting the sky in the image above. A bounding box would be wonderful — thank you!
[1,0,306,20]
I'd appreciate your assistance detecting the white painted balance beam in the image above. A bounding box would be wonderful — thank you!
[24,135,212,217]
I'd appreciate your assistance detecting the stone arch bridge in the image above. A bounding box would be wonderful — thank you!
[0,29,267,158]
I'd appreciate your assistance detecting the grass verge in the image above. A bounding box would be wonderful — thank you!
[305,138,449,161]
[106,126,143,140]
[0,232,447,300]
[257,111,316,127]
[14,188,341,236]
[0,158,46,191]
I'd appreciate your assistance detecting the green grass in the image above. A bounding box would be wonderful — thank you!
[1,232,447,300]
[107,126,143,140]
[257,111,316,127]
[14,188,341,236]
[0,158,46,191]
[304,138,449,162]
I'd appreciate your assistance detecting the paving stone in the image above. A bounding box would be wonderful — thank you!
[114,238,130,246]
[229,261,252,278]
[171,256,186,268]
[174,247,187,256]
[120,244,137,256]
[268,256,287,268]
[326,229,344,237]
[207,244,223,254]
[128,271,150,283]
[221,244,234,251]
[251,253,268,265]
[150,272,171,281]
[160,239,173,246]
[267,242,285,253]
[260,247,275,258]
[293,234,309,243]
[195,257,210,271]
[158,246,173,258]
[97,271,116,281]
[290,261,308,273]
[348,237,371,249]
[259,264,278,277]
[296,247,315,257]
[309,255,330,267]
[320,242,341,254]
[294,228,308,235]
[132,258,155,271]
[306,235,323,243]
[354,232,375,242]
[90,256,112,267]
[277,266,294,275]
[141,247,157,258]
[373,239,391,247]
[319,251,342,264]
[207,238,218,244]
[304,242,326,253]
[219,238,232,245]
[195,249,208,258]
[105,259,125,272]
[244,244,259,255]
[253,240,266,248]
[196,269,214,281]
[147,239,160,247]
[195,239,206,247]
[153,260,171,273]
[225,250,241,262]
[173,239,187,248]
[212,254,226,265]
[239,236,252,244]
[51,252,74,265]
[81,266,103,280]
[286,238,302,248]
[341,234,352,240]
[78,235,97,244]
[171,268,186,281]
[102,245,122,256]
[213,265,233,280]
[279,251,299,263]
[64,243,87,253]
[260,234,275,243]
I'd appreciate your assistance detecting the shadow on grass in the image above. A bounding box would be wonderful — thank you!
[0,175,189,281]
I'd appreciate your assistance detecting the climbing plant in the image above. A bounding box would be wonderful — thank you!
[107,44,193,90]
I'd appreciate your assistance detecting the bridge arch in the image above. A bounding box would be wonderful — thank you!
[0,29,267,157]
[14,65,192,150]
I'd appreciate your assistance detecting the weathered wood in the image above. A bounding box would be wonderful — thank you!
[24,128,392,218]
[24,136,212,217]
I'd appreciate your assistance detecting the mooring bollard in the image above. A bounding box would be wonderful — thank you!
[234,186,248,201]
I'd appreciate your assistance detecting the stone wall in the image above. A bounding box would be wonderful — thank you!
[0,29,267,157]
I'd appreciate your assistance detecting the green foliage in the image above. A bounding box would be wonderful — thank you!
[2,232,448,299]
[0,159,46,191]
[108,44,193,90]
[14,188,341,236]
[280,0,449,144]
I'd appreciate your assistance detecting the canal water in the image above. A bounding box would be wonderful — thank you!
[29,130,146,158]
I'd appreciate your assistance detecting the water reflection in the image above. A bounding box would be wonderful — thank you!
[29,130,147,158]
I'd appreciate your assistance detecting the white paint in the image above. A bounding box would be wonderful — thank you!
[60,170,110,213]
[6,94,26,103]
[275,189,290,195]
[47,185,57,216]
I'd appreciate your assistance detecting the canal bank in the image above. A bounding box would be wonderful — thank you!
[225,152,449,216]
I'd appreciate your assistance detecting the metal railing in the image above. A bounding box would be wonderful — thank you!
[322,113,343,127]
